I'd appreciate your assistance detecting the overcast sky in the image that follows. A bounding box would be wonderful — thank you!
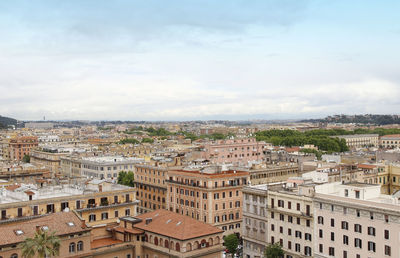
[0,0,399,121]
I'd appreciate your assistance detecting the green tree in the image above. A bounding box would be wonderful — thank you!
[224,234,239,257]
[117,171,135,187]
[22,154,30,163]
[141,138,154,143]
[118,138,140,144]
[264,243,284,258]
[21,229,60,258]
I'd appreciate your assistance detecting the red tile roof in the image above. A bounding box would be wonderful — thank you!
[0,212,88,246]
[91,238,123,249]
[133,209,223,240]
[358,164,376,169]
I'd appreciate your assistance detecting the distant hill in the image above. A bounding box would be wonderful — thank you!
[0,115,18,128]
[301,114,400,125]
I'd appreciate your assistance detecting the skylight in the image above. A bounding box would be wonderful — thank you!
[166,219,171,224]
[15,230,24,235]
[176,221,182,226]
[67,222,75,227]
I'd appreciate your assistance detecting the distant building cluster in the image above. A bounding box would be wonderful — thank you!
[1,120,400,257]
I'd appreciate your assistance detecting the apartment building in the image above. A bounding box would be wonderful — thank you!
[134,163,182,214]
[30,148,68,174]
[314,182,400,258]
[60,155,83,177]
[0,180,137,227]
[334,134,379,148]
[267,181,314,258]
[0,163,50,184]
[166,166,249,235]
[242,184,268,258]
[248,163,300,185]
[0,211,92,258]
[80,156,143,179]
[380,134,400,149]
[9,136,39,161]
[200,138,268,165]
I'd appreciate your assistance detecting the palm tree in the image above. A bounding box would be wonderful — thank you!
[21,228,60,258]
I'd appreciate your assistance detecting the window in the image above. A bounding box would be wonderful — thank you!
[341,221,348,230]
[295,231,302,239]
[304,246,312,256]
[385,245,391,256]
[77,241,83,251]
[368,241,376,252]
[328,247,335,256]
[319,244,323,253]
[101,212,108,220]
[343,250,347,258]
[384,230,389,239]
[295,243,300,252]
[125,209,130,216]
[318,216,324,224]
[343,235,349,245]
[69,242,76,253]
[330,232,335,241]
[368,227,375,236]
[355,190,360,199]
[330,218,335,227]
[354,238,362,248]
[296,203,300,211]
[319,229,323,238]
[305,233,312,241]
[297,217,300,225]
[354,224,362,233]
[89,214,96,222]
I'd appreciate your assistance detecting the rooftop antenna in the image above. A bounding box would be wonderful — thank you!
[43,116,45,121]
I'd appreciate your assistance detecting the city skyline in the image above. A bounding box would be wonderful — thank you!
[1,0,399,120]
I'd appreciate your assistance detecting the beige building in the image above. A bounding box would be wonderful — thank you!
[0,180,137,227]
[334,134,379,148]
[266,181,314,258]
[248,163,300,185]
[242,184,268,258]
[134,163,182,214]
[30,149,68,174]
[314,182,400,258]
[166,166,249,236]
[380,134,400,149]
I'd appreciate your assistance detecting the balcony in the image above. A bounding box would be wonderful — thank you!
[77,200,139,212]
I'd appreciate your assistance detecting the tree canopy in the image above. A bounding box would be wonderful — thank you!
[22,154,30,163]
[224,234,239,256]
[117,171,135,187]
[118,138,140,144]
[264,243,284,258]
[21,229,60,258]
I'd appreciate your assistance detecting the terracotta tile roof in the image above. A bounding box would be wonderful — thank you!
[133,209,223,240]
[382,134,400,138]
[113,226,144,235]
[0,212,88,246]
[6,184,21,191]
[91,238,123,249]
[358,164,376,169]
[285,147,300,152]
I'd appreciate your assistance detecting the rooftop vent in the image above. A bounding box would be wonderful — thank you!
[145,218,152,225]
[15,230,24,236]
[176,221,182,226]
[166,219,172,224]
[67,222,75,227]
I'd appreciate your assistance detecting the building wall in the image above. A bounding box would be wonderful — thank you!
[242,186,268,258]
[267,190,314,258]
[9,136,39,161]
[166,170,249,236]
[314,196,400,258]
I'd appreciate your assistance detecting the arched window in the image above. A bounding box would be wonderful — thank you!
[10,255,18,258]
[176,243,180,252]
[209,237,213,246]
[186,242,192,251]
[164,239,169,248]
[77,241,83,251]
[144,234,148,242]
[194,241,199,249]
[154,237,158,246]
[215,236,220,244]
[69,242,76,253]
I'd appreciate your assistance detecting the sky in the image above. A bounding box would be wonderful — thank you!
[0,0,399,121]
